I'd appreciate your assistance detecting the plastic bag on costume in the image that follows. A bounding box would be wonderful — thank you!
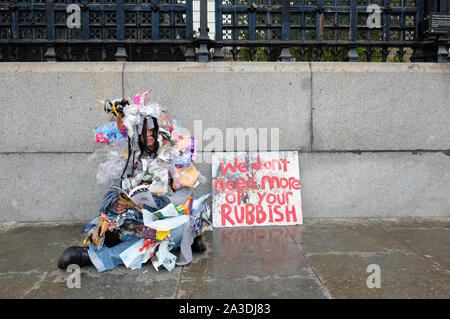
[119,238,159,270]
[151,240,177,271]
[94,121,127,144]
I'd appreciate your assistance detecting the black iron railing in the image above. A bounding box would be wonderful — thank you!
[0,0,448,62]
[0,0,195,61]
[213,0,450,62]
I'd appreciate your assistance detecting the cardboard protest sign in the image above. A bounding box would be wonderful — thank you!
[212,152,303,227]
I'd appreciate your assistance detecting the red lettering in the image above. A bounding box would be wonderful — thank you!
[252,155,261,170]
[221,204,235,226]
[261,175,281,189]
[256,205,266,224]
[285,191,293,204]
[237,189,246,205]
[271,159,282,170]
[219,157,238,175]
[247,171,256,189]
[235,177,246,189]
[225,180,236,191]
[274,205,284,222]
[256,192,266,206]
[266,193,277,205]
[268,205,274,223]
[245,204,255,225]
[234,205,245,223]
[225,192,236,204]
[214,178,225,192]
[276,193,286,205]
[237,162,249,173]
[285,205,298,223]
[289,177,301,190]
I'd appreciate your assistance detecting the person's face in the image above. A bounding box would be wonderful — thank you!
[140,123,155,148]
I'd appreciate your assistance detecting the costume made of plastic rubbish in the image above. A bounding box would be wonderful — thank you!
[86,185,194,273]
[78,90,210,273]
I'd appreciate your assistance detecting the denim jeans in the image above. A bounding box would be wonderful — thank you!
[87,186,190,273]
[87,222,184,273]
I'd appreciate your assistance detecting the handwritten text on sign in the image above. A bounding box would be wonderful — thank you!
[212,152,303,227]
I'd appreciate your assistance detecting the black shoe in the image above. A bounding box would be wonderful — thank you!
[191,235,206,252]
[58,246,92,270]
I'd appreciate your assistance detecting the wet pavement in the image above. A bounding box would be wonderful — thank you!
[0,218,449,299]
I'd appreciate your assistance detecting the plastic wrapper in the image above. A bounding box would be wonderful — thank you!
[170,127,192,152]
[144,161,169,194]
[133,90,151,106]
[172,150,192,167]
[177,197,193,215]
[151,240,177,272]
[152,202,183,219]
[157,144,178,163]
[88,143,128,186]
[158,116,181,133]
[117,219,147,238]
[156,230,170,241]
[143,214,190,231]
[191,194,211,218]
[172,164,199,189]
[94,121,127,144]
[190,137,197,162]
[119,238,159,270]
[190,194,212,235]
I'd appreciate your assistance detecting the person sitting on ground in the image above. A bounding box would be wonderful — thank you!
[58,116,206,272]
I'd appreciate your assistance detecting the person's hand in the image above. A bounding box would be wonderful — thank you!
[135,202,144,215]
[131,224,146,232]
[115,199,129,214]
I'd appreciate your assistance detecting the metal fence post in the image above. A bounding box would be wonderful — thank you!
[213,0,223,61]
[115,0,127,61]
[185,0,196,61]
[279,0,293,61]
[347,0,359,62]
[44,0,56,61]
[196,0,210,61]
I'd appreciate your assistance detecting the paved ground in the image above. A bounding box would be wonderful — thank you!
[0,218,449,299]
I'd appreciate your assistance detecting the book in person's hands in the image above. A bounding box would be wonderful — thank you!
[113,185,156,208]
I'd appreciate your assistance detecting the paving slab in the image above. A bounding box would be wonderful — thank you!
[305,252,450,299]
[181,227,316,280]
[177,276,329,299]
[369,218,450,270]
[286,219,411,254]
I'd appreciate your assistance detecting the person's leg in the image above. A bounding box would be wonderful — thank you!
[88,237,141,273]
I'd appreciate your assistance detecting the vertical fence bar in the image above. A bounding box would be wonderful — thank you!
[213,0,224,60]
[347,0,358,61]
[152,0,159,42]
[185,0,196,60]
[45,0,56,61]
[196,0,210,60]
[279,0,292,61]
[248,0,256,41]
[81,0,89,42]
[115,0,127,61]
